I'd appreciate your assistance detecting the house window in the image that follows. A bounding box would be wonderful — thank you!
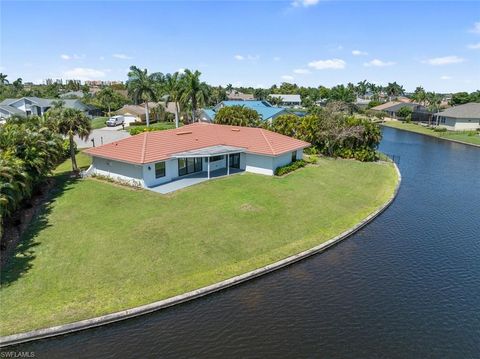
[291,151,297,162]
[210,155,224,162]
[155,162,166,178]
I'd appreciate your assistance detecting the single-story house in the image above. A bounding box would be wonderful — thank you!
[0,97,100,119]
[226,90,255,101]
[200,100,288,123]
[268,94,302,107]
[114,102,178,123]
[371,101,427,119]
[84,123,310,190]
[434,103,480,131]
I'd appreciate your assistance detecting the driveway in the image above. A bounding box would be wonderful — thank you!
[75,128,131,148]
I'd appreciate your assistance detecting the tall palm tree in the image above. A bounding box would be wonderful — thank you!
[127,66,163,127]
[179,69,209,122]
[97,86,116,117]
[163,72,184,128]
[426,92,442,126]
[53,108,92,172]
[0,73,8,85]
[412,86,427,106]
[356,80,369,98]
[385,82,405,100]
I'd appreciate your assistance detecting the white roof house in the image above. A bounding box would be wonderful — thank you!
[434,103,480,131]
[268,94,302,107]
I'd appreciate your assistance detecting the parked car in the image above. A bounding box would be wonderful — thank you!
[106,115,124,127]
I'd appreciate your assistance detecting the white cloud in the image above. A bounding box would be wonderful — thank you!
[63,68,107,81]
[113,53,133,60]
[440,75,452,80]
[470,22,480,34]
[308,58,346,70]
[234,54,259,61]
[352,50,368,56]
[293,68,310,74]
[281,75,294,81]
[60,54,85,60]
[467,42,480,50]
[364,59,396,67]
[273,56,281,61]
[422,56,465,66]
[292,0,320,7]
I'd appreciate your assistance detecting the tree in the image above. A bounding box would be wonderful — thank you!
[12,78,23,93]
[179,69,209,122]
[271,114,302,137]
[329,85,356,103]
[356,80,369,98]
[267,95,283,106]
[385,82,405,100]
[450,92,471,105]
[254,88,268,100]
[96,87,116,117]
[0,73,8,85]
[127,66,163,127]
[396,106,413,120]
[412,86,427,105]
[214,105,260,127]
[51,108,92,172]
[163,72,184,128]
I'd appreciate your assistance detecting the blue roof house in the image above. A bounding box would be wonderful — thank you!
[200,100,288,123]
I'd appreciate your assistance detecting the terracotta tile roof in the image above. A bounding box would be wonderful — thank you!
[84,123,310,164]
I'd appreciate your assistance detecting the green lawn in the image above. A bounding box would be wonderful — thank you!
[0,155,398,336]
[382,121,480,146]
[90,117,108,129]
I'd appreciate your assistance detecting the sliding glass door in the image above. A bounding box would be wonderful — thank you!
[178,157,203,176]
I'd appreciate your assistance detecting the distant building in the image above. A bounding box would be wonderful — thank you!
[0,97,100,119]
[114,102,178,122]
[434,103,480,131]
[60,91,85,98]
[371,101,427,119]
[200,100,288,122]
[268,94,302,107]
[226,90,255,101]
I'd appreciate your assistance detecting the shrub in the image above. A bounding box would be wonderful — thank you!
[433,127,447,132]
[274,160,307,176]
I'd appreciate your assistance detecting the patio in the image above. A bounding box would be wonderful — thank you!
[148,167,244,194]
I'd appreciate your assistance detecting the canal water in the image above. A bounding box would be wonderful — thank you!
[9,127,480,358]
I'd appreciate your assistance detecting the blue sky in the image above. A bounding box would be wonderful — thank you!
[1,0,479,92]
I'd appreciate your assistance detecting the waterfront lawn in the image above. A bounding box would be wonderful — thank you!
[0,156,398,336]
[382,121,480,146]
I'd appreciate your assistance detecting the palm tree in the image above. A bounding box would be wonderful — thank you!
[127,66,162,127]
[226,83,233,92]
[356,80,369,98]
[53,108,92,172]
[385,82,405,101]
[163,72,184,128]
[0,73,8,85]
[426,92,442,126]
[412,86,427,106]
[179,69,209,122]
[96,87,116,118]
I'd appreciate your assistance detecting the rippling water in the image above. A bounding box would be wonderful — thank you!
[8,127,480,358]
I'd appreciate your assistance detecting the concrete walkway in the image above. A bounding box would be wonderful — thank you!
[149,168,243,194]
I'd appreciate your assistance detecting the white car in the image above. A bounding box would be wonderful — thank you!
[106,116,125,127]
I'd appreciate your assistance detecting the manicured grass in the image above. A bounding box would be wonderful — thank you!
[0,157,398,336]
[382,121,480,146]
[90,117,108,130]
[54,152,91,174]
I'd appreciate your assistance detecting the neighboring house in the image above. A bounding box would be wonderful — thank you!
[226,90,255,101]
[371,101,427,119]
[200,100,287,122]
[434,103,480,131]
[0,97,100,119]
[114,102,178,122]
[268,94,302,107]
[84,123,310,190]
[0,104,25,120]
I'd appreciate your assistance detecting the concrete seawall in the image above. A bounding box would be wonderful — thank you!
[0,163,402,348]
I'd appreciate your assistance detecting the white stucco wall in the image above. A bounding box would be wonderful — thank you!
[91,157,144,186]
[439,117,480,131]
[245,153,274,175]
[143,159,178,187]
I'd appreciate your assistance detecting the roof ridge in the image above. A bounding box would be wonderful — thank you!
[140,133,148,163]
[260,128,276,155]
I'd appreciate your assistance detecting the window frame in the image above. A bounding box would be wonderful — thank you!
[155,161,166,178]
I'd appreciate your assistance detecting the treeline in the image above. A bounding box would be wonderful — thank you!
[215,102,381,162]
[0,108,92,238]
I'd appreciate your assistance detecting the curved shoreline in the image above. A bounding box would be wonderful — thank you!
[0,163,401,348]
